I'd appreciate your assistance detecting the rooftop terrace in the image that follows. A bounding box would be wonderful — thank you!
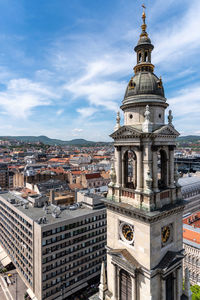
[0,191,105,227]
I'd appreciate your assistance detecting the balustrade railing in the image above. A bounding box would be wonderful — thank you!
[121,188,135,199]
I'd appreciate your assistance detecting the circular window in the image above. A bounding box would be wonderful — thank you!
[129,114,133,119]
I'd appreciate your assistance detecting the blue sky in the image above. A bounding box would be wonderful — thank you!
[0,0,199,141]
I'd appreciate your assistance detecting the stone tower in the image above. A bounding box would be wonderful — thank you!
[103,7,187,300]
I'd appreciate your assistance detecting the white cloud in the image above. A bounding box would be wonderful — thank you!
[56,109,64,116]
[167,85,200,135]
[73,128,83,132]
[169,86,200,117]
[153,0,200,68]
[0,78,59,118]
[77,107,98,118]
[0,0,199,139]
[71,127,83,137]
[67,80,126,112]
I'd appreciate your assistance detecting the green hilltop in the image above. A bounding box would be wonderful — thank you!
[0,135,110,146]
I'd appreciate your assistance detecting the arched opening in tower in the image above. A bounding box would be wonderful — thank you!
[157,149,168,190]
[138,52,142,63]
[124,150,137,189]
[145,51,148,62]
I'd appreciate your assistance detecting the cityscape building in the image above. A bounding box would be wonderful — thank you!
[183,212,200,286]
[0,163,9,190]
[180,176,200,214]
[92,7,191,300]
[0,191,106,300]
[0,4,199,300]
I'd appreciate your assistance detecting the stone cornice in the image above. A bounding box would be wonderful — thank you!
[110,125,179,142]
[103,199,186,224]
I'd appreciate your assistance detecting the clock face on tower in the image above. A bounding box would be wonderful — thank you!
[119,222,135,245]
[161,226,170,243]
[161,224,173,247]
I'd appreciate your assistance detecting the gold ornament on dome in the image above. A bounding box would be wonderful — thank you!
[157,76,163,88]
[128,77,135,89]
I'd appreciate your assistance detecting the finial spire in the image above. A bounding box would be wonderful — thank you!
[140,4,148,37]
[99,261,107,300]
[142,4,146,24]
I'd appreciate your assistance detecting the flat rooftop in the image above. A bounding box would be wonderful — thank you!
[183,211,200,248]
[179,176,200,186]
[0,192,105,227]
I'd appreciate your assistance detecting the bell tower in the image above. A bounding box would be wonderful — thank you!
[103,6,187,300]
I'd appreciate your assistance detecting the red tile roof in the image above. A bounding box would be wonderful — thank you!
[85,173,101,179]
[183,212,200,245]
[183,212,200,228]
[71,171,82,175]
[183,228,200,244]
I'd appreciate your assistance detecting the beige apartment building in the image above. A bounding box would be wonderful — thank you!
[0,191,106,300]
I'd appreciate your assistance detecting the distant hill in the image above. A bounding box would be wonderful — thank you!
[177,135,200,143]
[0,135,110,146]
[1,134,198,146]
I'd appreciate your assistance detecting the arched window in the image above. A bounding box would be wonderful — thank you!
[138,52,142,63]
[123,150,137,189]
[145,51,148,62]
[157,149,168,189]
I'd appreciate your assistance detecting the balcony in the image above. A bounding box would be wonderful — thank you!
[121,188,135,199]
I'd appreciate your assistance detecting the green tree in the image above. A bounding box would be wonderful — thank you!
[191,285,200,300]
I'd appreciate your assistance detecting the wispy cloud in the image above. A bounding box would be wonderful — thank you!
[0,78,59,118]
[0,0,199,139]
[77,107,98,118]
[73,128,83,132]
[56,109,64,116]
[168,85,200,134]
[169,86,200,117]
[153,0,200,70]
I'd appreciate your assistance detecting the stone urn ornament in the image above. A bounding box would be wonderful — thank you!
[174,164,180,187]
[109,160,116,187]
[146,168,153,194]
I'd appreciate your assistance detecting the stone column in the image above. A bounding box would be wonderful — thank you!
[122,156,125,188]
[131,276,137,300]
[136,149,142,192]
[152,149,159,192]
[112,264,118,300]
[176,267,181,300]
[161,278,166,300]
[116,147,122,187]
[169,146,175,188]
